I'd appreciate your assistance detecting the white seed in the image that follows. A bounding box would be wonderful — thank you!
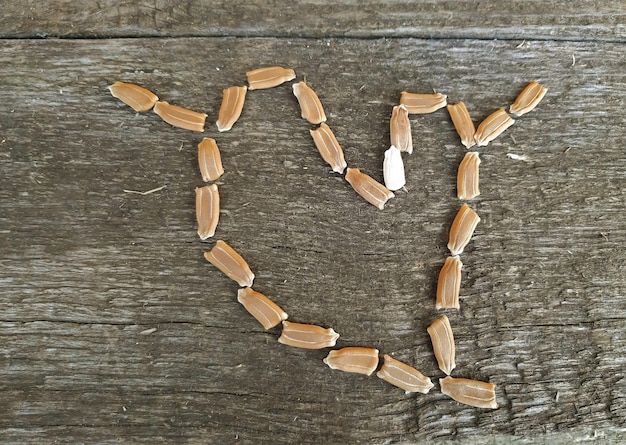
[196,184,220,240]
[198,138,224,182]
[216,86,247,132]
[237,287,288,330]
[376,354,434,394]
[246,66,296,90]
[278,321,339,349]
[390,104,413,154]
[292,81,326,125]
[309,123,347,174]
[436,256,462,310]
[427,315,456,375]
[447,203,480,256]
[204,240,255,288]
[323,347,380,376]
[457,152,481,200]
[383,145,406,191]
[440,376,498,409]
[510,80,547,117]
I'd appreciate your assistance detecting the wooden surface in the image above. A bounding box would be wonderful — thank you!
[1,3,625,444]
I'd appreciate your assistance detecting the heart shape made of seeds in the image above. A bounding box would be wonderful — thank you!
[109,71,546,410]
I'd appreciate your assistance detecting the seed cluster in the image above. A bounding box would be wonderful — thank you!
[108,71,546,409]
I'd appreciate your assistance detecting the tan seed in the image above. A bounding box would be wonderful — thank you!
[447,203,480,256]
[204,240,255,288]
[108,81,159,112]
[153,101,207,132]
[510,80,547,117]
[427,315,456,375]
[237,287,288,330]
[436,256,463,310]
[474,108,514,146]
[440,376,498,409]
[457,152,481,200]
[345,167,394,210]
[292,81,326,125]
[323,347,380,376]
[278,321,339,349]
[390,104,413,154]
[247,66,296,90]
[399,92,447,114]
[196,185,220,240]
[198,138,224,182]
[309,123,347,174]
[216,86,247,132]
[447,101,476,149]
[376,354,434,394]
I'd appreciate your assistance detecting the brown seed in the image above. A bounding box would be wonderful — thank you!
[399,92,447,114]
[278,321,339,349]
[474,108,514,147]
[204,240,255,288]
[440,376,498,409]
[309,123,348,174]
[510,80,547,117]
[427,315,456,375]
[436,256,463,310]
[237,287,288,330]
[345,167,394,210]
[247,66,296,90]
[447,203,480,256]
[292,81,326,125]
[196,185,220,240]
[153,101,207,132]
[108,81,159,112]
[216,86,247,132]
[198,138,224,182]
[447,101,476,149]
[376,354,434,394]
[323,347,380,376]
[390,104,413,154]
[457,152,481,200]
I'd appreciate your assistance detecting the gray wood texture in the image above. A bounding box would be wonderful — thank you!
[1,3,625,444]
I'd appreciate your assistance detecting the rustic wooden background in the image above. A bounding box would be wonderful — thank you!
[1,1,625,443]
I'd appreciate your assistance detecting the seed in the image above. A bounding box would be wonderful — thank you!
[198,138,224,182]
[510,80,547,117]
[345,167,394,210]
[216,86,247,132]
[376,354,434,394]
[457,152,481,200]
[309,123,347,174]
[390,104,413,154]
[323,347,380,376]
[196,185,220,240]
[439,376,498,409]
[447,101,476,149]
[292,81,326,125]
[447,203,480,256]
[382,145,406,191]
[278,321,339,349]
[399,92,447,114]
[247,66,296,90]
[108,81,159,112]
[427,315,456,375]
[204,240,255,288]
[474,108,514,146]
[436,256,463,310]
[237,287,288,330]
[153,101,207,132]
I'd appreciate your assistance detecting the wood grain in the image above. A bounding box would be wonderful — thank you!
[0,36,625,443]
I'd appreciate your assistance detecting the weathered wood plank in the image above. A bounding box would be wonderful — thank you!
[0,37,625,443]
[2,0,625,41]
